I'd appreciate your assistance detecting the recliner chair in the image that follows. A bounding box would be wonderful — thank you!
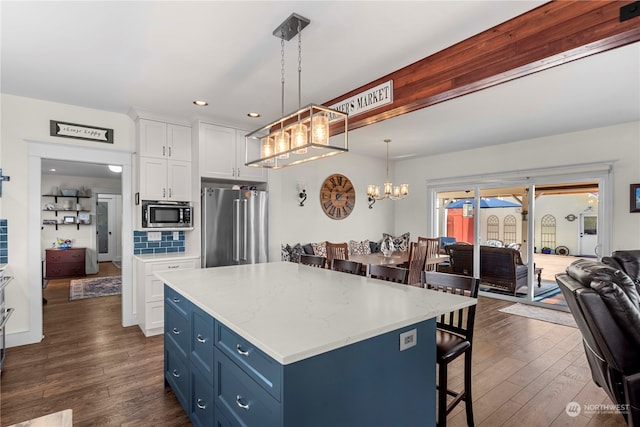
[556,258,640,426]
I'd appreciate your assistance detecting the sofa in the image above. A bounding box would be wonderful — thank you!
[446,244,528,295]
[556,254,640,426]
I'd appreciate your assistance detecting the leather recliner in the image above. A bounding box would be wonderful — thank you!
[556,258,640,426]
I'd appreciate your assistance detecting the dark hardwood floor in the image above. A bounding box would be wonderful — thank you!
[0,264,628,426]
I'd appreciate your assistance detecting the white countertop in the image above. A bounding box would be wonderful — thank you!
[156,262,476,365]
[134,253,200,263]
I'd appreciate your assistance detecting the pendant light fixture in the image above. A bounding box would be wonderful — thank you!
[367,139,409,208]
[245,13,348,169]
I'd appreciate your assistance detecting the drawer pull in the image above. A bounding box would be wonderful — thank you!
[196,334,207,344]
[196,398,207,410]
[171,369,181,378]
[172,297,180,303]
[236,395,250,411]
[168,265,179,269]
[236,344,250,357]
[172,328,181,335]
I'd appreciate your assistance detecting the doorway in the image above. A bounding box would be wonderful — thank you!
[428,166,611,310]
[97,194,119,263]
[26,141,134,347]
[578,213,598,257]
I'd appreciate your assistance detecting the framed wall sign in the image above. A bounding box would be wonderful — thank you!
[50,120,114,143]
[630,183,640,213]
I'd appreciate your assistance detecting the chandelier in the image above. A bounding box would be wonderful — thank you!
[245,13,348,169]
[366,139,409,208]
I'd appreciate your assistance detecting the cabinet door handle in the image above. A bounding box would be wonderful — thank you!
[196,334,207,344]
[236,395,250,411]
[163,146,166,156]
[172,297,180,303]
[163,188,166,198]
[172,328,181,335]
[236,344,250,357]
[196,398,207,410]
[169,188,172,198]
[172,369,180,378]
[168,146,172,157]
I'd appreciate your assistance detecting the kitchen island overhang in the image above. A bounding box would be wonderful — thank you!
[158,262,476,426]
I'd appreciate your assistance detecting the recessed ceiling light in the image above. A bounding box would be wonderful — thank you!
[108,165,122,173]
[50,168,56,172]
[247,112,261,118]
[193,100,208,106]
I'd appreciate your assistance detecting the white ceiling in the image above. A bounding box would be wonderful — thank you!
[2,1,639,170]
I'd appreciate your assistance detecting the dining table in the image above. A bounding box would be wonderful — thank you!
[349,251,450,275]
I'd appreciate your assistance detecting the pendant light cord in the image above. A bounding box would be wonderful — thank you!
[280,29,285,117]
[298,20,302,109]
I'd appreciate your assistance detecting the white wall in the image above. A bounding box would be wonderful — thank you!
[394,121,640,252]
[0,93,134,346]
[267,151,398,259]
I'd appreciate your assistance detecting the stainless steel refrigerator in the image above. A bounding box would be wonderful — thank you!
[201,187,268,268]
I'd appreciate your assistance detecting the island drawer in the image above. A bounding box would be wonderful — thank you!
[165,303,189,353]
[165,285,189,318]
[190,361,215,427]
[165,339,189,412]
[191,303,215,376]
[215,348,281,427]
[216,323,282,400]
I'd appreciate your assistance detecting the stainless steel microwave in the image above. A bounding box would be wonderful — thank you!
[142,201,192,228]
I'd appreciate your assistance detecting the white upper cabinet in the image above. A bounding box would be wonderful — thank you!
[139,119,191,162]
[198,122,266,182]
[137,119,192,202]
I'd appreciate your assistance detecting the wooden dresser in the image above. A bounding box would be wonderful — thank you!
[45,248,86,279]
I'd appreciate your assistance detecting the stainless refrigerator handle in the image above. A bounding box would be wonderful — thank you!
[242,199,248,261]
[234,199,240,262]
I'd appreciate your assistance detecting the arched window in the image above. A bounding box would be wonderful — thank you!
[503,215,517,245]
[540,214,557,251]
[486,215,499,241]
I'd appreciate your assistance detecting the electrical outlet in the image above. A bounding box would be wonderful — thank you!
[173,231,179,240]
[399,329,417,351]
[147,231,161,241]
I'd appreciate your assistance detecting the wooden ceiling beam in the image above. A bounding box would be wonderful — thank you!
[325,1,640,131]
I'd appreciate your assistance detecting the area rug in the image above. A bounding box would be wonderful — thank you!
[499,303,577,328]
[69,276,122,300]
[480,279,560,299]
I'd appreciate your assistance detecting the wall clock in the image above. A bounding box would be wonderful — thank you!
[320,174,356,220]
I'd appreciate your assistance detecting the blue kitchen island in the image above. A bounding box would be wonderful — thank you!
[156,262,476,427]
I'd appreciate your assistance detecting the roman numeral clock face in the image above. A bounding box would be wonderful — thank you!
[320,174,356,220]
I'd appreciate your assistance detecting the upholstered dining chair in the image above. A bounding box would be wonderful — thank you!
[366,264,408,284]
[421,271,479,427]
[406,241,428,286]
[331,258,362,275]
[299,254,326,268]
[326,242,349,268]
[418,237,441,272]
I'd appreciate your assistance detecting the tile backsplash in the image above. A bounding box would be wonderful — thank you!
[134,230,185,255]
[0,219,6,263]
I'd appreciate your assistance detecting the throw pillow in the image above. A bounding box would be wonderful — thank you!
[349,240,371,255]
[281,243,292,262]
[311,241,327,258]
[382,232,411,252]
[291,243,305,264]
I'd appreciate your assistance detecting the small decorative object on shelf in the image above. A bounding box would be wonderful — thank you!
[56,238,72,249]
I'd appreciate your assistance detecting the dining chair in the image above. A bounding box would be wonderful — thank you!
[406,241,428,286]
[418,237,441,272]
[330,258,362,275]
[366,264,408,284]
[421,271,479,427]
[326,242,349,268]
[299,254,326,268]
